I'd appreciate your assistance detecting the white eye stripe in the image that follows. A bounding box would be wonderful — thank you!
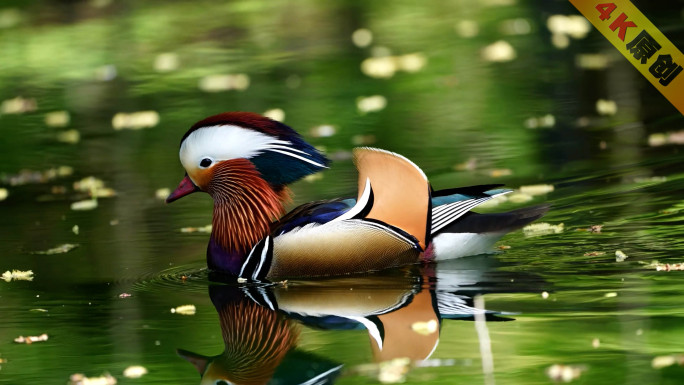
[180,125,280,170]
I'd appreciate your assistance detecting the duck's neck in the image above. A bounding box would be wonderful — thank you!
[206,159,287,274]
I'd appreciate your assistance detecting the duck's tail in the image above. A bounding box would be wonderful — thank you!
[430,204,549,260]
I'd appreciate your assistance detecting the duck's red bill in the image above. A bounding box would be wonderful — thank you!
[166,175,200,203]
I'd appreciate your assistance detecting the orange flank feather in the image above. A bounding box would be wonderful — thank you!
[208,159,286,254]
[353,148,430,249]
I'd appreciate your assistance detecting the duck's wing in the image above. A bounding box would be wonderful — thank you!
[244,148,430,279]
[270,198,355,236]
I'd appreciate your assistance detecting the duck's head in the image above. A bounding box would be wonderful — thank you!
[166,112,330,203]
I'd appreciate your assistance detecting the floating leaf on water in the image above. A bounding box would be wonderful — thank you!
[524,114,555,129]
[576,53,609,69]
[477,194,508,209]
[646,261,684,271]
[263,108,285,122]
[497,245,511,250]
[45,110,70,127]
[546,364,586,382]
[69,372,117,385]
[171,304,196,315]
[615,250,628,262]
[604,292,618,298]
[507,192,533,203]
[352,28,373,47]
[588,225,603,233]
[2,270,34,282]
[411,320,438,335]
[1,96,37,114]
[481,40,516,62]
[453,157,477,171]
[489,168,512,177]
[154,52,179,72]
[519,184,554,196]
[73,176,104,192]
[198,74,250,92]
[310,124,337,138]
[592,338,600,348]
[34,243,79,255]
[303,173,323,183]
[2,166,73,186]
[57,129,80,144]
[155,188,170,200]
[95,64,117,81]
[500,18,532,36]
[180,225,212,233]
[523,222,564,237]
[14,333,48,344]
[357,95,387,114]
[596,99,617,116]
[584,251,605,257]
[0,188,8,201]
[71,199,98,211]
[377,358,411,384]
[361,56,397,79]
[652,354,684,369]
[396,53,427,73]
[118,293,132,298]
[351,134,376,145]
[30,308,48,313]
[455,20,479,38]
[123,365,148,379]
[546,14,590,39]
[112,111,159,130]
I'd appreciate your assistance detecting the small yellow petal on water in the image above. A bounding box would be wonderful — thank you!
[596,99,617,116]
[123,365,148,378]
[263,108,285,122]
[507,192,533,203]
[35,243,79,255]
[112,111,160,130]
[481,40,516,62]
[171,304,196,315]
[0,188,8,201]
[489,168,512,177]
[615,250,628,262]
[57,129,80,144]
[71,199,98,211]
[352,28,373,48]
[523,222,564,237]
[154,52,179,72]
[155,188,170,200]
[69,372,116,385]
[592,338,600,348]
[45,111,70,127]
[357,95,387,114]
[519,184,554,196]
[2,270,34,282]
[604,292,618,298]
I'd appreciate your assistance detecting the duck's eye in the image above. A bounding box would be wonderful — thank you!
[214,381,229,385]
[199,158,212,168]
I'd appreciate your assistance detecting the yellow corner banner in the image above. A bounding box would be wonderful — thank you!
[569,0,684,115]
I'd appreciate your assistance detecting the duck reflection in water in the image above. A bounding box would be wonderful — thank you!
[178,259,544,384]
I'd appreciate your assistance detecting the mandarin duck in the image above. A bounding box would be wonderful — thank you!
[167,112,547,279]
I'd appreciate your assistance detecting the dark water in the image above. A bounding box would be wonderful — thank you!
[2,0,684,383]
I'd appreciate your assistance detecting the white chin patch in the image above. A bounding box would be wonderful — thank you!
[179,124,280,171]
